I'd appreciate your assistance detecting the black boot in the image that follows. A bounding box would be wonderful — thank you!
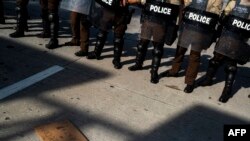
[199,59,220,86]
[184,84,195,93]
[37,9,50,38]
[112,37,124,69]
[75,50,88,57]
[46,13,59,49]
[87,31,107,60]
[219,64,237,103]
[150,69,159,84]
[161,70,178,77]
[128,39,149,71]
[150,42,164,84]
[9,7,27,38]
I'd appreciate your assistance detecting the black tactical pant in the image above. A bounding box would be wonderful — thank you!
[39,0,59,13]
[99,8,128,38]
[16,0,29,7]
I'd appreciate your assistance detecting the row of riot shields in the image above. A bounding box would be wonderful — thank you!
[60,0,250,64]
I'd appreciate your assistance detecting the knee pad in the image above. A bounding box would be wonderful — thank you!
[97,31,107,39]
[48,13,56,21]
[153,47,163,57]
[209,59,220,67]
[15,7,22,17]
[137,39,149,52]
[225,64,237,73]
[114,37,123,45]
[15,7,21,12]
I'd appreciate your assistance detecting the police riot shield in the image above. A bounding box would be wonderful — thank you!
[60,0,92,15]
[140,0,181,43]
[178,0,221,52]
[90,0,128,31]
[215,2,250,64]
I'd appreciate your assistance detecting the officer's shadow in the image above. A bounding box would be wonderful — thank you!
[196,64,250,98]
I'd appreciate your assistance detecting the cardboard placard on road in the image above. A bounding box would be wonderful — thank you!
[35,120,88,141]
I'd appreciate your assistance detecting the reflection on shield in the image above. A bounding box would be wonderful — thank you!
[177,24,214,52]
[60,0,92,15]
[215,31,250,63]
[189,0,208,11]
[215,3,250,64]
[178,0,221,51]
[139,21,167,42]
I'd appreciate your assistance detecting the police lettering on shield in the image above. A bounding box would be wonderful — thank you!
[187,12,212,24]
[232,19,250,31]
[149,4,172,15]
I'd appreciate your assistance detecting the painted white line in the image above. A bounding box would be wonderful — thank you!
[0,65,64,100]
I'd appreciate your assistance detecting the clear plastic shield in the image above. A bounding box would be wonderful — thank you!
[60,0,92,15]
[140,0,181,42]
[177,24,214,51]
[189,0,208,11]
[139,21,167,42]
[178,0,221,51]
[215,3,250,63]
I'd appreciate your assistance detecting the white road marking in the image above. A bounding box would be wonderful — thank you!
[0,65,64,100]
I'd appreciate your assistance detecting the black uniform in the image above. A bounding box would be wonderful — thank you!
[9,0,29,37]
[200,0,250,103]
[128,0,181,84]
[87,0,132,69]
[39,0,60,49]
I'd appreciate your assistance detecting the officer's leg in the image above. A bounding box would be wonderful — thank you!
[75,14,90,57]
[65,11,80,46]
[162,45,187,77]
[0,0,5,24]
[219,60,237,103]
[150,42,164,84]
[9,0,29,38]
[128,39,150,71]
[37,5,50,38]
[199,52,225,86]
[111,20,127,69]
[184,50,201,93]
[87,30,108,60]
[45,0,59,49]
[112,36,124,69]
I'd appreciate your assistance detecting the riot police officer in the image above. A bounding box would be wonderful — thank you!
[39,0,60,49]
[60,0,93,56]
[162,0,223,93]
[199,0,250,103]
[9,0,29,37]
[124,0,182,84]
[87,0,132,69]
[0,0,5,24]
